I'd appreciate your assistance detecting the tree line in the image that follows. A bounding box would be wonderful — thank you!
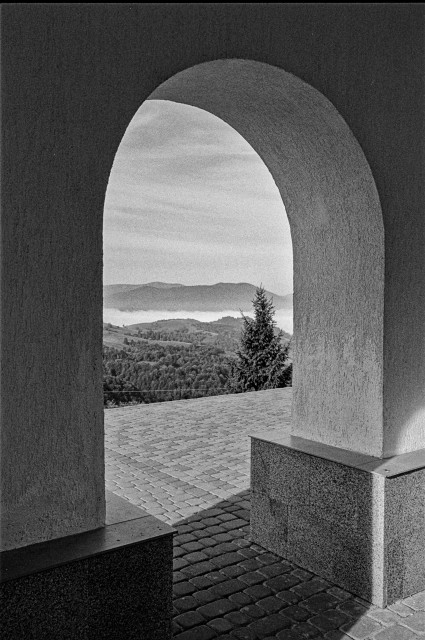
[103,342,231,406]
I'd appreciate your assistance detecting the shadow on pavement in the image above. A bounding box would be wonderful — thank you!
[171,490,380,640]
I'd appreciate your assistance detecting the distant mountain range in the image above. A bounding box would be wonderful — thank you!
[103,282,293,312]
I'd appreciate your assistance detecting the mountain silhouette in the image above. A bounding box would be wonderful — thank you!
[103,282,292,312]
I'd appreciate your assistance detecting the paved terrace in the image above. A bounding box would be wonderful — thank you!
[105,389,425,640]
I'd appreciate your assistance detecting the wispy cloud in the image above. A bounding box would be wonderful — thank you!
[104,100,292,293]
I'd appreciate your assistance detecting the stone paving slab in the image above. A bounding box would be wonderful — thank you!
[104,389,425,639]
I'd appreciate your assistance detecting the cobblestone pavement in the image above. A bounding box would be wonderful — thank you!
[104,390,425,639]
[171,491,425,640]
[105,389,292,524]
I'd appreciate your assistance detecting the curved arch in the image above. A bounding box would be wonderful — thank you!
[150,60,384,456]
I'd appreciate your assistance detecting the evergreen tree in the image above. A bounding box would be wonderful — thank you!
[227,286,292,392]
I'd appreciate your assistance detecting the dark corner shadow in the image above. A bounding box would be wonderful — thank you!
[169,489,376,640]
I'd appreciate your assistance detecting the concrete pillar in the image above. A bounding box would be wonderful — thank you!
[0,6,106,551]
[251,231,425,606]
[0,142,106,550]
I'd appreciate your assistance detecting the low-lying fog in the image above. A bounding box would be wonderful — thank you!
[103,308,293,334]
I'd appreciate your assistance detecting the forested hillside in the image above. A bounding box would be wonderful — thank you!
[103,317,291,406]
[103,342,232,405]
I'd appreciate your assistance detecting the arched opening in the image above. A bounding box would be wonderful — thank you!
[102,58,385,528]
[103,97,295,522]
[103,98,293,405]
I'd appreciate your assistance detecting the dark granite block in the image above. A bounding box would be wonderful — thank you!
[385,470,425,542]
[87,536,173,639]
[385,470,425,602]
[251,437,309,505]
[308,455,376,531]
[249,436,425,607]
[285,504,336,581]
[1,536,173,639]
[288,504,373,593]
[286,501,385,606]
[1,494,174,639]
[250,490,288,558]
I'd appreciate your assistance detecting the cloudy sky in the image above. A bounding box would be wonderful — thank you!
[103,99,293,296]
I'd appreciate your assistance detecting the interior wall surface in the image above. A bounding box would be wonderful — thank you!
[1,3,424,549]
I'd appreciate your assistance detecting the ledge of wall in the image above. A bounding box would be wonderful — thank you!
[1,492,174,639]
[251,432,425,476]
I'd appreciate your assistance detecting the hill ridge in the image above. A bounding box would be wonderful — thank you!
[104,282,292,312]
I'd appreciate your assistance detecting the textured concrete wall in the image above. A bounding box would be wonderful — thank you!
[150,61,385,457]
[1,3,424,549]
[1,6,106,549]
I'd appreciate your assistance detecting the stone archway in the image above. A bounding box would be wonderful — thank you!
[2,6,424,631]
[148,60,384,457]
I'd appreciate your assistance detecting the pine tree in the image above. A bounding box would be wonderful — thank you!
[227,286,292,392]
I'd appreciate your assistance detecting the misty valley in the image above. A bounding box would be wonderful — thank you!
[103,283,293,406]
